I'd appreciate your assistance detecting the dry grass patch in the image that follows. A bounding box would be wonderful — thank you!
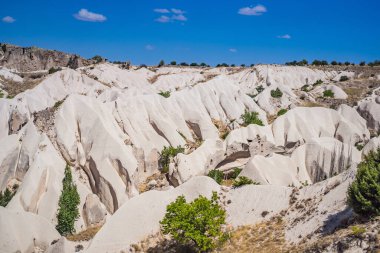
[212,119,230,139]
[214,217,290,253]
[66,225,102,242]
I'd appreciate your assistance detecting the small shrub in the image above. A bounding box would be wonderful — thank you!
[53,100,64,109]
[208,169,224,184]
[0,90,4,98]
[270,88,283,98]
[241,111,264,127]
[160,192,226,252]
[0,185,18,207]
[359,61,366,66]
[347,148,380,217]
[91,55,103,64]
[158,91,171,98]
[159,146,185,173]
[301,85,310,92]
[231,168,242,179]
[56,165,80,235]
[313,79,323,86]
[340,76,349,82]
[256,85,264,94]
[355,142,364,151]
[48,67,62,74]
[220,131,229,140]
[351,226,366,237]
[232,176,258,188]
[277,109,288,116]
[323,90,335,98]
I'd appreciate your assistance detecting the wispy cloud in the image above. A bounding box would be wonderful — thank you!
[74,9,107,22]
[154,8,187,23]
[171,9,185,14]
[277,34,291,39]
[238,5,267,16]
[229,48,237,53]
[172,14,187,21]
[2,16,16,23]
[145,44,155,51]
[155,15,171,23]
[154,9,170,14]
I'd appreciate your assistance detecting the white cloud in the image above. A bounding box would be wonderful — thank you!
[238,5,267,16]
[172,14,187,21]
[155,15,171,23]
[171,9,185,14]
[229,48,237,53]
[74,9,107,22]
[154,8,187,23]
[277,34,291,39]
[145,44,155,51]
[154,9,170,14]
[2,16,16,23]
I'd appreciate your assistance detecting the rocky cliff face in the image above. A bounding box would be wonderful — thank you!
[0,43,90,72]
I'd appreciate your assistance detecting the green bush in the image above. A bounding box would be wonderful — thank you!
[301,85,310,92]
[170,61,177,66]
[347,148,380,217]
[56,165,80,235]
[207,169,224,184]
[159,146,185,173]
[340,76,349,82]
[323,90,335,98]
[313,79,323,86]
[256,85,264,94]
[91,55,103,64]
[232,176,258,188]
[230,168,242,179]
[277,109,288,116]
[270,88,283,98]
[158,91,171,98]
[160,192,226,252]
[48,67,62,74]
[241,111,264,127]
[0,185,18,207]
[0,90,4,99]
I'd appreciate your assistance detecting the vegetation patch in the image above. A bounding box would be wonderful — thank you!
[241,111,264,127]
[270,88,283,98]
[232,176,258,188]
[159,146,185,173]
[340,75,349,82]
[0,185,18,207]
[158,91,171,98]
[323,90,335,98]
[48,67,62,74]
[313,79,323,86]
[277,109,288,116]
[208,169,224,185]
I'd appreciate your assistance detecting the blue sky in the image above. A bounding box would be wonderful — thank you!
[1,0,379,65]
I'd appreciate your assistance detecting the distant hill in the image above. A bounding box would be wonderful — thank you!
[0,43,91,72]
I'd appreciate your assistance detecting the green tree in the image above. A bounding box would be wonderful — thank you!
[158,60,165,67]
[56,165,80,235]
[170,61,177,66]
[348,148,380,217]
[160,192,226,252]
